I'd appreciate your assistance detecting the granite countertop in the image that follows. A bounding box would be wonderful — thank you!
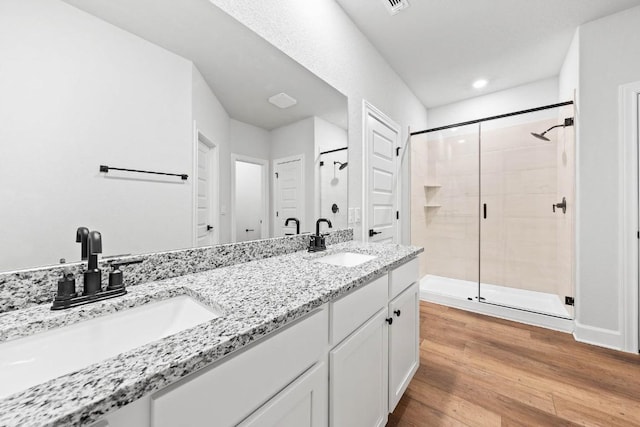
[0,241,422,426]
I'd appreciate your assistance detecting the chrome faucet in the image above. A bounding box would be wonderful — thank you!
[309,218,332,252]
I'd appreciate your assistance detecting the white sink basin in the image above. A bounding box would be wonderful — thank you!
[315,252,377,267]
[0,295,220,399]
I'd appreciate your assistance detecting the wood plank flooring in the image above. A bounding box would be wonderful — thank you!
[388,302,640,426]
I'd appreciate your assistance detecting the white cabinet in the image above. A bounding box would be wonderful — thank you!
[239,362,327,427]
[90,256,419,427]
[388,281,419,412]
[329,257,419,427]
[151,307,328,427]
[330,308,389,427]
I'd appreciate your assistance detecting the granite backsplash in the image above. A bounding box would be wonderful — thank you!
[0,229,353,313]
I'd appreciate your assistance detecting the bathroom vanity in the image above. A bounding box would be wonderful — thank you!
[0,241,421,426]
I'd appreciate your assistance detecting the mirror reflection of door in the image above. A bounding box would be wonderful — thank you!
[274,156,304,236]
[195,131,217,247]
[234,160,265,242]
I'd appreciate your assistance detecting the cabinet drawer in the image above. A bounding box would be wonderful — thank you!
[389,258,418,299]
[151,306,328,427]
[330,274,387,346]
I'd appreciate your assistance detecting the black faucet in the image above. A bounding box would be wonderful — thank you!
[52,227,133,310]
[284,217,300,235]
[308,218,332,252]
[83,230,103,295]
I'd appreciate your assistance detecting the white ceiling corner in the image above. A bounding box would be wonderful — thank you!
[335,0,640,108]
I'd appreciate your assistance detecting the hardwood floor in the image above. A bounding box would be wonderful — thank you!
[388,302,640,427]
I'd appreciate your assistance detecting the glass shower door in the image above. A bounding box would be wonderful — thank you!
[412,124,480,301]
[479,109,574,318]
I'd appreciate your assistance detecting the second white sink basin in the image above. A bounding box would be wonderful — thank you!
[0,295,220,399]
[316,252,377,267]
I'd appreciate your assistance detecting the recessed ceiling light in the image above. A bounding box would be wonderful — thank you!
[268,92,297,109]
[472,79,488,89]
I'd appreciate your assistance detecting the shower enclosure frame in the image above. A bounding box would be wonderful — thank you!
[412,100,575,331]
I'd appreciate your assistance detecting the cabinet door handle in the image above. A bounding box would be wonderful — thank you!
[385,317,393,325]
[394,309,401,317]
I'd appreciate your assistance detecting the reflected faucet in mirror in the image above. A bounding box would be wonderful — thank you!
[284,218,301,235]
[309,218,333,252]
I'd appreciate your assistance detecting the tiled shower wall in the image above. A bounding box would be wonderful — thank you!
[411,117,575,300]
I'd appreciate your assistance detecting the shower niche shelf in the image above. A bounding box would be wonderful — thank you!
[424,184,441,209]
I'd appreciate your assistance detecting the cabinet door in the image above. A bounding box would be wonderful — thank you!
[330,308,388,427]
[388,281,419,412]
[239,362,327,427]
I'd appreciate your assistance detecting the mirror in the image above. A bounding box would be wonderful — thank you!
[0,0,348,272]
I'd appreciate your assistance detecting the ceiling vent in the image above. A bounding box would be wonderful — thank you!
[382,0,410,15]
[268,92,297,109]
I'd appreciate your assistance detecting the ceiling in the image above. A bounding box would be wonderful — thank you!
[63,0,347,130]
[335,0,640,108]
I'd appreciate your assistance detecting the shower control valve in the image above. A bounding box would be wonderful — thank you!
[553,197,567,214]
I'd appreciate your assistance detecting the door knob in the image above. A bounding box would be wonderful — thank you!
[369,229,381,237]
[206,225,213,231]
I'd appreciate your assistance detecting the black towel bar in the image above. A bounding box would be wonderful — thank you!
[99,165,188,180]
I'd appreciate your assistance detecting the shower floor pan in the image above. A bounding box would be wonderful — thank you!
[421,274,570,319]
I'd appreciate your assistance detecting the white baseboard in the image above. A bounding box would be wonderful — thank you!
[573,321,625,351]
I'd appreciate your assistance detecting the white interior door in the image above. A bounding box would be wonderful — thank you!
[195,132,217,247]
[234,160,264,242]
[274,157,304,236]
[366,106,399,243]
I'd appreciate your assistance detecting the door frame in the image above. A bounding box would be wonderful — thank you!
[272,154,306,237]
[620,81,640,353]
[192,121,219,247]
[231,153,269,242]
[362,100,401,242]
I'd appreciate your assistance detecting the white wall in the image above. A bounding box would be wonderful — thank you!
[229,119,270,160]
[0,0,193,270]
[270,117,315,233]
[573,5,640,348]
[427,77,560,130]
[210,0,428,243]
[192,65,231,244]
[558,30,580,101]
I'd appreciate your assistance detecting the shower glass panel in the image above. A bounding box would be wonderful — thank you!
[479,106,574,318]
[411,124,480,301]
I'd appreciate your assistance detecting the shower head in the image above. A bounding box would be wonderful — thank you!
[334,161,348,170]
[531,117,574,142]
[531,132,551,142]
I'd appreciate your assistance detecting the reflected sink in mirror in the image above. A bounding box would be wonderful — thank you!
[0,295,220,399]
[315,252,377,267]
